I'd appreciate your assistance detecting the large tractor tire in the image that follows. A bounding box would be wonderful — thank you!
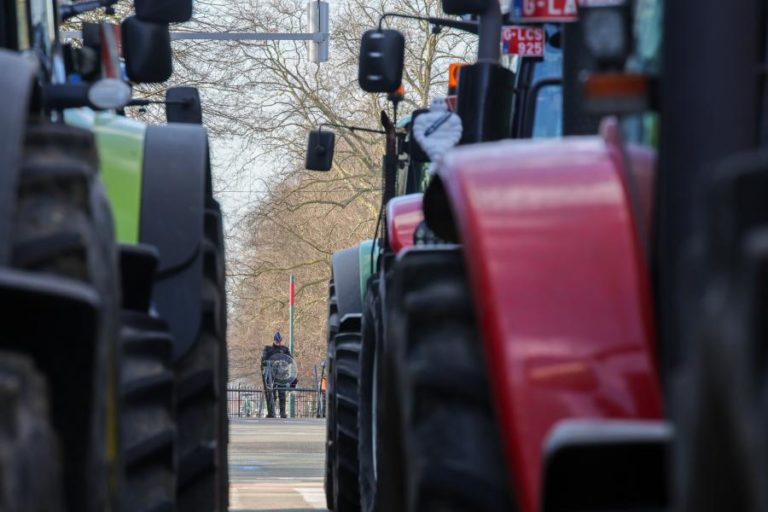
[175,198,228,512]
[358,277,384,512]
[206,198,230,511]
[382,247,516,512]
[325,278,340,509]
[0,352,63,512]
[332,316,362,512]
[325,247,363,511]
[119,311,176,512]
[675,154,768,512]
[12,122,121,511]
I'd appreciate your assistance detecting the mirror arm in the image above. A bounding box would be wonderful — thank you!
[319,123,385,135]
[61,0,118,20]
[378,12,478,34]
[476,1,502,62]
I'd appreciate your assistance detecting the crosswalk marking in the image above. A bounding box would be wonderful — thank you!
[295,486,327,509]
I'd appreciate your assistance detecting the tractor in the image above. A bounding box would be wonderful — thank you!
[307,8,575,512]
[353,1,666,511]
[331,0,768,510]
[0,0,228,508]
[578,0,767,510]
[63,22,229,511]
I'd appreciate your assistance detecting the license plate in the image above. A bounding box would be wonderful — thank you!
[501,25,546,57]
[511,0,579,21]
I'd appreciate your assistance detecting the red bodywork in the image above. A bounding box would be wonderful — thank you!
[435,120,663,512]
[387,193,423,253]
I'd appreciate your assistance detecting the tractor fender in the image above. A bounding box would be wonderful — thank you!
[386,194,423,253]
[541,419,671,512]
[331,246,363,321]
[0,51,37,264]
[428,121,663,512]
[140,123,207,359]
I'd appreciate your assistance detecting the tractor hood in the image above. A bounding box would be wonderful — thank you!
[65,108,146,244]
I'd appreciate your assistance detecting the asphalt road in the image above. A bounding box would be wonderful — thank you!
[228,418,328,512]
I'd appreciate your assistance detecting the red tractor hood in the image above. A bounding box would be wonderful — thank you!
[387,193,424,253]
[431,120,663,512]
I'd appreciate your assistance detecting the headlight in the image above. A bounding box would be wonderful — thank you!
[580,2,632,68]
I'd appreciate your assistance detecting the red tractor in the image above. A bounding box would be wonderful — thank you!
[311,7,583,511]
[323,0,767,509]
[371,0,768,510]
[339,0,669,511]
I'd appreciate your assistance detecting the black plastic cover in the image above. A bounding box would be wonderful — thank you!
[135,0,192,23]
[358,29,405,93]
[0,51,36,265]
[562,22,601,136]
[306,130,335,171]
[542,420,670,512]
[441,0,494,15]
[118,243,159,311]
[121,16,172,83]
[456,62,515,143]
[331,247,363,318]
[141,124,207,359]
[166,86,203,124]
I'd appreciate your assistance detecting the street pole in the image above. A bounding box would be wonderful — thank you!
[289,274,296,417]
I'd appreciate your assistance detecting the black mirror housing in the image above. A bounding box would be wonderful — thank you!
[305,130,335,171]
[166,87,203,124]
[135,0,192,23]
[122,16,173,83]
[442,0,494,15]
[358,29,405,93]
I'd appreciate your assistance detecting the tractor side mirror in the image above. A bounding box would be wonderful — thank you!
[121,16,173,83]
[441,0,495,15]
[305,130,335,171]
[358,29,404,93]
[166,87,203,124]
[135,0,193,23]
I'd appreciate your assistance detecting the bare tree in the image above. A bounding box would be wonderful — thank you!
[126,0,475,384]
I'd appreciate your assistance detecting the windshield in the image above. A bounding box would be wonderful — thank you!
[530,24,564,138]
[532,84,563,138]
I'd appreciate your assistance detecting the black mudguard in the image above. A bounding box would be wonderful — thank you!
[0,51,37,264]
[332,247,363,320]
[118,243,159,312]
[541,420,671,512]
[140,123,208,360]
[0,267,101,462]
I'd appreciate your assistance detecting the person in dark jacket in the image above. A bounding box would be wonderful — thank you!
[262,331,292,418]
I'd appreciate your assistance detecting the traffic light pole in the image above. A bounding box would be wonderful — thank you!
[61,0,330,62]
[62,31,327,41]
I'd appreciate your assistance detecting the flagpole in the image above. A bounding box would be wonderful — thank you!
[289,275,296,417]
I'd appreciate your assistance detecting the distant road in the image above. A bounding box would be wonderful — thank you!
[228,418,328,512]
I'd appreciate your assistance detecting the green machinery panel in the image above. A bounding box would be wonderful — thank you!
[65,109,146,244]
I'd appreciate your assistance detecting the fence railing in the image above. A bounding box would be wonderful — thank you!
[227,386,326,419]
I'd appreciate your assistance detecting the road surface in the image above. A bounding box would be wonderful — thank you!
[229,418,328,511]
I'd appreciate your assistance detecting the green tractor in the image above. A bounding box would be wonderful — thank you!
[0,0,228,509]
[65,56,229,512]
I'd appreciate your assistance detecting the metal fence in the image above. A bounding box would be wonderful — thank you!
[227,386,326,419]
